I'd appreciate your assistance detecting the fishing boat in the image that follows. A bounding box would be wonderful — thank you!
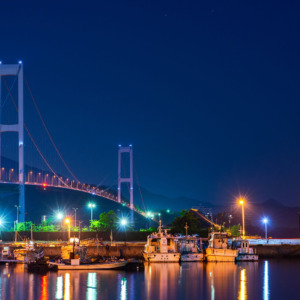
[177,223,204,262]
[232,239,259,261]
[49,259,128,270]
[143,220,180,263]
[205,232,238,262]
[13,241,44,263]
[177,236,204,262]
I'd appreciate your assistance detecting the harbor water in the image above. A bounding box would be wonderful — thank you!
[0,260,299,300]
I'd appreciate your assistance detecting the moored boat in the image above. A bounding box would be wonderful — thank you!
[232,239,259,261]
[49,259,128,270]
[143,220,180,263]
[205,232,238,262]
[177,236,204,262]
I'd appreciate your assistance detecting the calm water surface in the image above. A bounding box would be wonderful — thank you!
[0,260,299,300]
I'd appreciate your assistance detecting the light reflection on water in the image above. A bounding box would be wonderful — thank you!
[0,260,297,300]
[263,261,269,300]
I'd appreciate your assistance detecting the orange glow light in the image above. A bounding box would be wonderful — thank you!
[42,183,47,188]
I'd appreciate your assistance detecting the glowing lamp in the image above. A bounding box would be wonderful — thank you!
[120,219,127,226]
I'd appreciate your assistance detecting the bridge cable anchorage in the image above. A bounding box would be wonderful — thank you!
[133,158,146,212]
[3,78,68,188]
[24,77,80,183]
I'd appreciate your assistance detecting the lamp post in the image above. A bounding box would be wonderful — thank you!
[65,218,71,241]
[88,203,96,223]
[120,218,128,246]
[239,199,245,238]
[15,205,20,231]
[73,208,78,228]
[263,218,268,239]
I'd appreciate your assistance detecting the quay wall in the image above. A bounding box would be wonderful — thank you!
[253,245,300,258]
[0,231,150,242]
[0,245,145,259]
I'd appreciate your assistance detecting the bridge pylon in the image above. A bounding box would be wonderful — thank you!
[118,145,133,210]
[0,62,25,222]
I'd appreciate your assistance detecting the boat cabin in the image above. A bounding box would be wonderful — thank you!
[232,239,254,254]
[208,232,230,249]
[144,221,177,254]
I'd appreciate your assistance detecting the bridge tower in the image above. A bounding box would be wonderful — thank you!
[0,62,25,222]
[118,145,133,210]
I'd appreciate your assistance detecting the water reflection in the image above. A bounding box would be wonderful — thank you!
[263,261,269,300]
[239,269,247,300]
[55,276,63,299]
[40,276,48,300]
[120,277,127,300]
[86,273,97,300]
[64,273,70,300]
[0,260,297,300]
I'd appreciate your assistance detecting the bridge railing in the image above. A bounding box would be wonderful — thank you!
[0,170,146,217]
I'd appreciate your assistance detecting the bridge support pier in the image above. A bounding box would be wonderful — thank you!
[0,62,25,222]
[118,145,134,211]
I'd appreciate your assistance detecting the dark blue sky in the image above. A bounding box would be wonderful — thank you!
[1,0,300,206]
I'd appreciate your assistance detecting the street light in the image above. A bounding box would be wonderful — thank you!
[263,218,268,239]
[88,203,96,223]
[73,208,78,228]
[239,199,245,238]
[120,218,127,226]
[57,212,64,220]
[15,205,20,231]
[65,218,71,241]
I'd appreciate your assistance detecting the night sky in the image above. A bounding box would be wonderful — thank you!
[1,1,300,207]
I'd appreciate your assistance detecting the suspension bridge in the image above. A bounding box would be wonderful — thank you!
[0,62,147,223]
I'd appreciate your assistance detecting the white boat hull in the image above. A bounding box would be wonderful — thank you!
[181,253,204,262]
[206,248,238,262]
[236,254,259,261]
[50,261,128,270]
[143,252,180,263]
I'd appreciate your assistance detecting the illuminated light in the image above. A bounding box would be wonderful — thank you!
[263,218,268,224]
[57,213,64,220]
[42,183,47,188]
[0,61,2,64]
[158,213,161,216]
[0,219,2,226]
[118,144,122,147]
[120,219,127,226]
[18,60,22,64]
[88,203,95,208]
[166,209,170,213]
[122,203,126,207]
[19,141,23,146]
[129,144,132,147]
[239,199,244,205]
[65,218,70,224]
[146,212,151,217]
[92,192,95,195]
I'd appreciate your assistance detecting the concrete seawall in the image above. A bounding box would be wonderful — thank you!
[2,244,300,259]
[253,245,300,258]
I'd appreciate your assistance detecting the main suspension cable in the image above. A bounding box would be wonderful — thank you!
[24,76,80,182]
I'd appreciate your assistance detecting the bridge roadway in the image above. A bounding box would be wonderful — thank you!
[0,180,146,218]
